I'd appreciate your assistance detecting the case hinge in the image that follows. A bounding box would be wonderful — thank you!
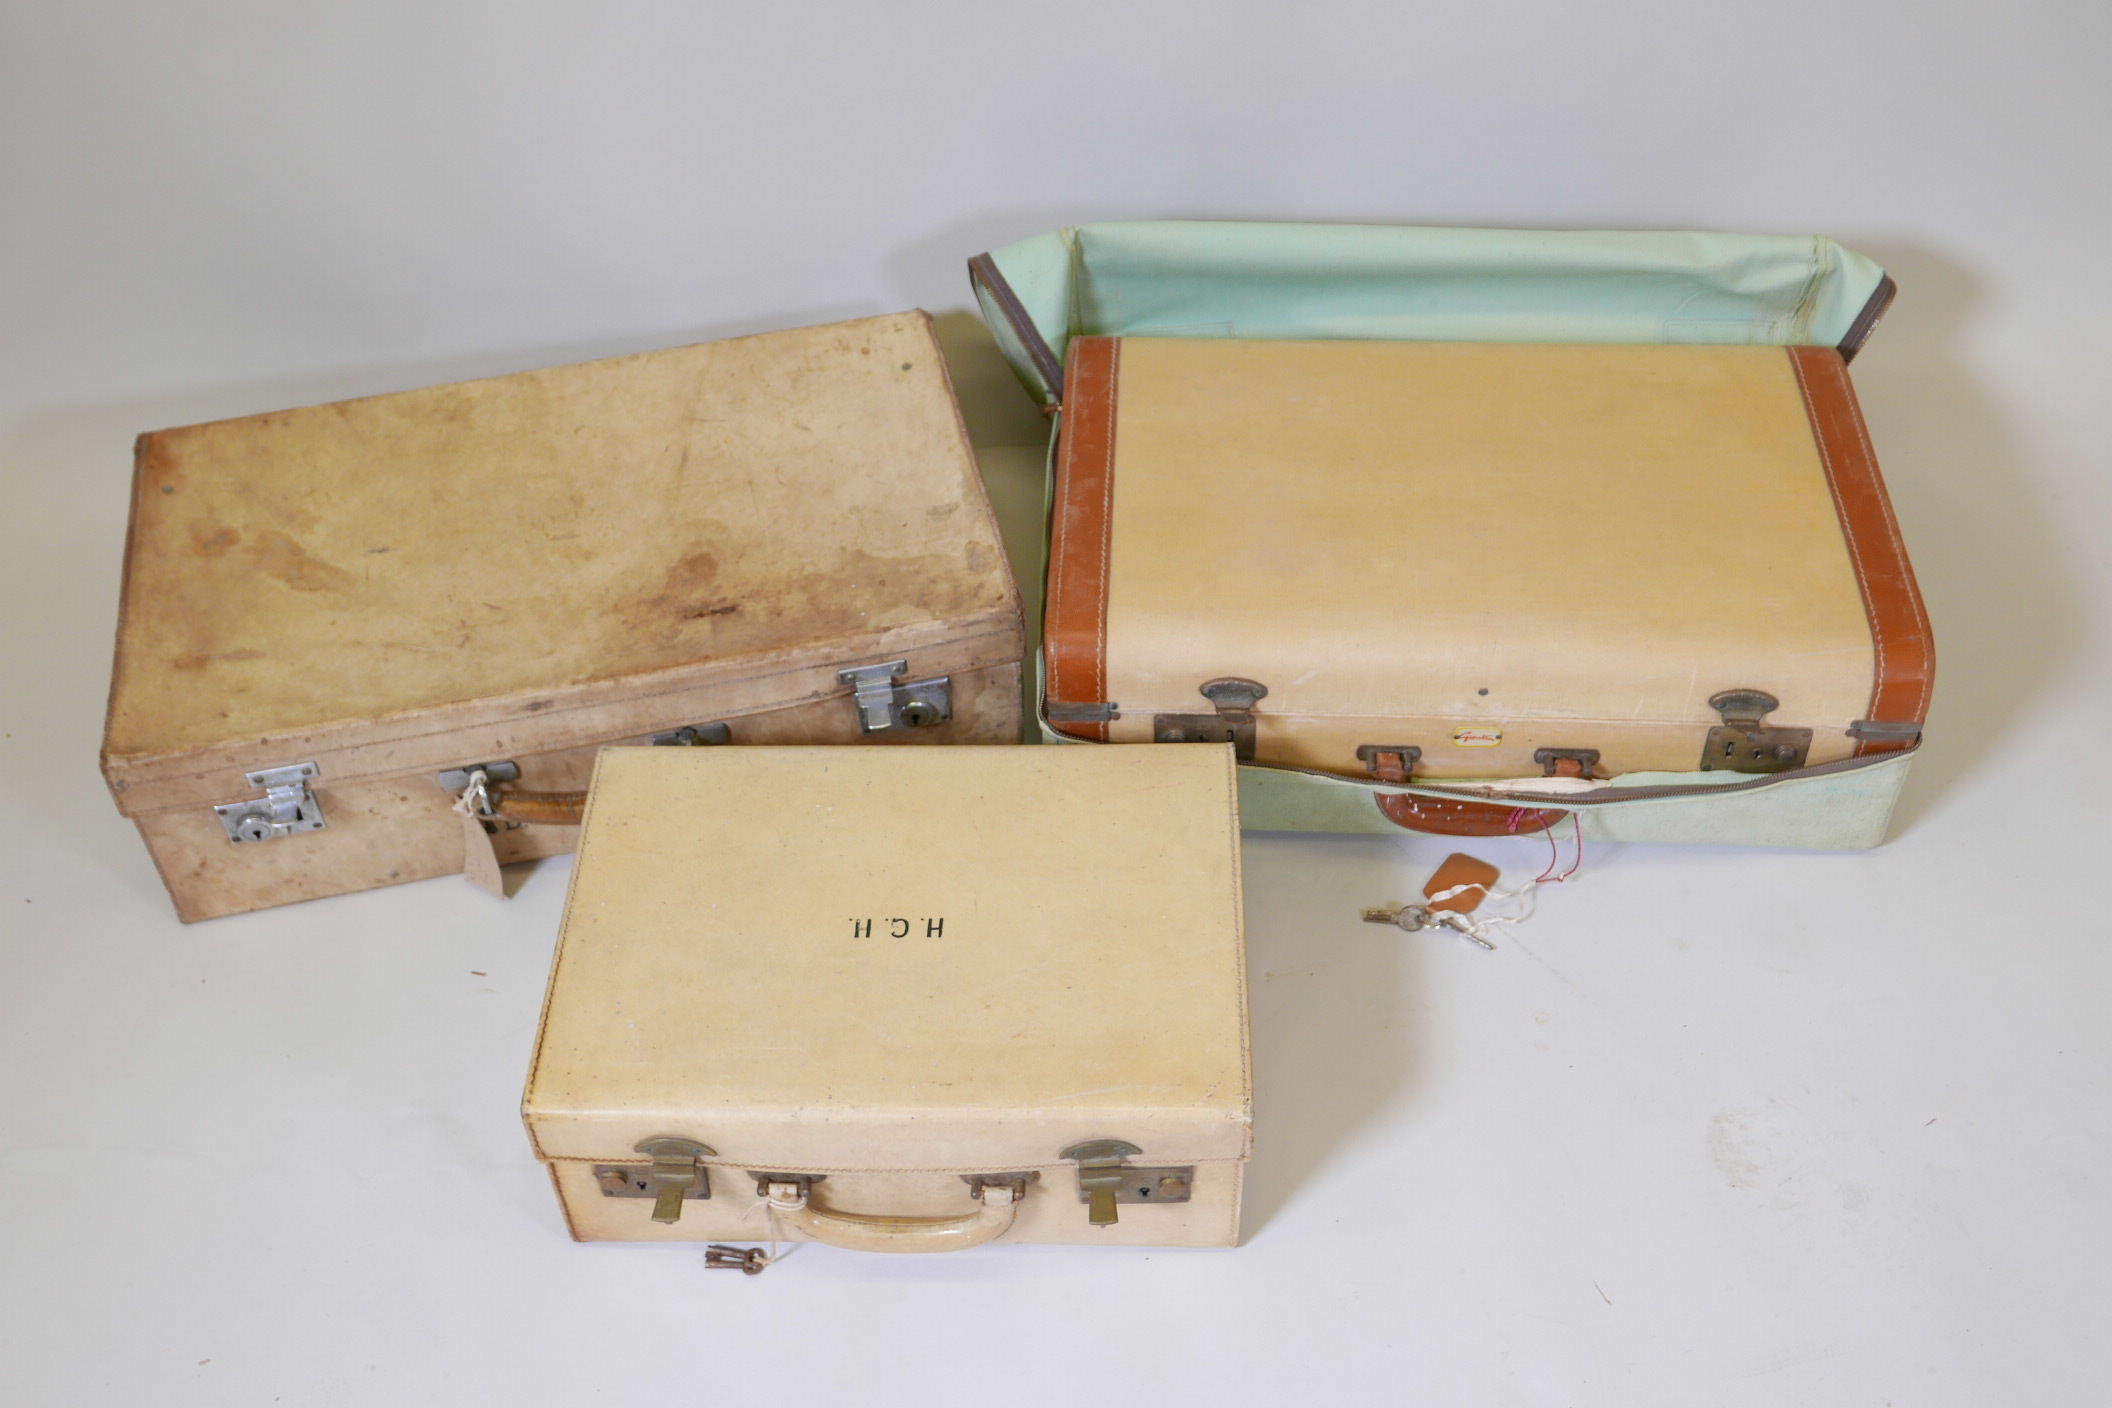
[651,721,731,747]
[1702,690,1812,773]
[1060,1140,1193,1228]
[212,761,326,844]
[838,660,953,733]
[1153,678,1268,760]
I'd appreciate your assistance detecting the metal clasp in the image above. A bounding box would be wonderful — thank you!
[838,661,953,732]
[1059,1140,1193,1228]
[610,1137,714,1225]
[1154,677,1268,760]
[212,762,325,844]
[1702,690,1812,773]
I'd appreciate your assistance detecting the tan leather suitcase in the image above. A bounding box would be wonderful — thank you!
[523,745,1250,1256]
[101,313,1023,920]
[1042,335,1931,828]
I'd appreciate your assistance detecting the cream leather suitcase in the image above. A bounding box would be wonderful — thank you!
[522,745,1250,1256]
[977,222,1936,847]
[100,313,1023,920]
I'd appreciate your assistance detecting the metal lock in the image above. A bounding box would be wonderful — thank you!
[1701,690,1812,773]
[838,660,953,733]
[212,762,325,843]
[1154,677,1268,761]
[591,1137,716,1225]
[1060,1140,1193,1228]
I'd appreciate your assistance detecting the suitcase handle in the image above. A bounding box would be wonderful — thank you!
[487,788,587,826]
[1374,792,1564,837]
[762,1179,1021,1254]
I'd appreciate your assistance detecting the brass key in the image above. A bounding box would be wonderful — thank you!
[1362,903,1496,950]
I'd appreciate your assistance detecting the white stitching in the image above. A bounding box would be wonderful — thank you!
[1094,340,1119,736]
[1827,351,1933,722]
[1047,398,1074,704]
[1792,350,1886,741]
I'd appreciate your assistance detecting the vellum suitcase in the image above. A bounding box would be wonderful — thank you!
[523,746,1250,1255]
[102,313,1023,920]
[972,222,1934,848]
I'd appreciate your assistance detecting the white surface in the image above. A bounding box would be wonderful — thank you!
[2,3,2108,1404]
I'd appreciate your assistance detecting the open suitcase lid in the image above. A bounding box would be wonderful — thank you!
[102,312,1023,818]
[523,746,1252,1171]
[970,221,1894,408]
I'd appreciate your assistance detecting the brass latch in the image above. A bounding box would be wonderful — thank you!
[593,1137,716,1224]
[1701,690,1812,773]
[1154,678,1268,760]
[1060,1140,1193,1228]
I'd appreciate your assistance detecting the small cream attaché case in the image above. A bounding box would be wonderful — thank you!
[522,745,1251,1255]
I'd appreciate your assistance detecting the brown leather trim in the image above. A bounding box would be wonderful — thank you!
[968,253,1065,403]
[1374,794,1563,836]
[1837,274,1897,363]
[1043,336,1120,741]
[1788,346,1934,755]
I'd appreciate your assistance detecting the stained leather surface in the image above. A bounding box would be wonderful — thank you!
[524,746,1251,1184]
[106,312,1018,765]
[1069,338,1885,778]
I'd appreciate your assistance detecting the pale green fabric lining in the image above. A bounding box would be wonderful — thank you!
[984,220,1911,847]
[977,221,1887,404]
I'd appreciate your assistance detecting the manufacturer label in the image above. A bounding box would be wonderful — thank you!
[1452,727,1502,747]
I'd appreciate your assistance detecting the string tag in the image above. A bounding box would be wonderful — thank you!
[703,1194,792,1276]
[1362,820,1587,950]
[451,769,506,898]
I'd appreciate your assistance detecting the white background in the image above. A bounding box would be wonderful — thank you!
[3,3,2108,1404]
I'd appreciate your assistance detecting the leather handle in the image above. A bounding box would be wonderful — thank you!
[1374,792,1564,836]
[763,1180,1020,1254]
[488,788,587,826]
